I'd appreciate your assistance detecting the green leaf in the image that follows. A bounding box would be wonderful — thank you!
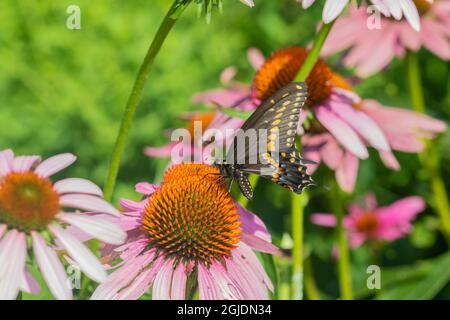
[402,251,450,299]
[377,251,450,300]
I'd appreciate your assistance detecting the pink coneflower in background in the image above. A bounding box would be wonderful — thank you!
[194,46,447,192]
[298,0,421,31]
[322,1,449,77]
[93,164,278,300]
[0,149,126,300]
[311,193,426,247]
[144,111,244,164]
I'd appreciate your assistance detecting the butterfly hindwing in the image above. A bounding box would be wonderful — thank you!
[257,149,316,194]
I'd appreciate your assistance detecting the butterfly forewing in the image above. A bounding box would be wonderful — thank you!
[226,82,307,166]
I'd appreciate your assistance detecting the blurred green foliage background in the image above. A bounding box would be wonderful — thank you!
[1,0,449,299]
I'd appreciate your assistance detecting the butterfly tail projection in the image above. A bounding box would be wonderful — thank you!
[265,148,316,194]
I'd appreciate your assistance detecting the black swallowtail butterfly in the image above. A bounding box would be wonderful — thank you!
[216,81,316,200]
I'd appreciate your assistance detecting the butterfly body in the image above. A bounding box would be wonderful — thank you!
[216,82,315,200]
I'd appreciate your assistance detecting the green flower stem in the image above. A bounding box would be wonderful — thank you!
[290,21,335,300]
[406,51,450,243]
[304,256,320,300]
[291,191,308,299]
[103,0,191,201]
[331,182,353,300]
[295,21,335,82]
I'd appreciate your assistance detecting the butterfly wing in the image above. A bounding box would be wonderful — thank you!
[225,81,308,165]
[224,81,315,195]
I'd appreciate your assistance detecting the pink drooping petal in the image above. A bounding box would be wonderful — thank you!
[31,231,72,300]
[377,196,425,225]
[240,233,280,255]
[364,193,378,212]
[320,135,344,170]
[328,97,390,151]
[315,105,368,159]
[421,18,450,60]
[0,231,27,300]
[152,259,175,300]
[209,262,244,299]
[60,194,120,217]
[353,24,398,77]
[220,66,238,85]
[135,183,158,196]
[301,134,327,175]
[198,264,220,300]
[57,213,126,245]
[342,27,387,72]
[120,198,147,212]
[398,21,422,51]
[247,47,265,70]
[301,134,327,174]
[114,255,162,300]
[144,142,178,158]
[322,0,349,23]
[310,213,337,227]
[237,204,271,242]
[374,225,407,241]
[335,151,359,193]
[118,215,142,231]
[363,99,447,133]
[170,263,187,300]
[49,224,106,283]
[233,242,274,293]
[226,258,269,299]
[91,252,156,300]
[12,155,41,172]
[20,269,41,295]
[348,232,366,248]
[116,239,150,262]
[379,150,401,170]
[322,13,365,56]
[361,100,447,153]
[54,178,103,197]
[0,149,14,176]
[34,153,77,177]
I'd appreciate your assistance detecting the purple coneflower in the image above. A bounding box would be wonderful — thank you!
[311,193,425,247]
[0,149,126,300]
[93,164,278,300]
